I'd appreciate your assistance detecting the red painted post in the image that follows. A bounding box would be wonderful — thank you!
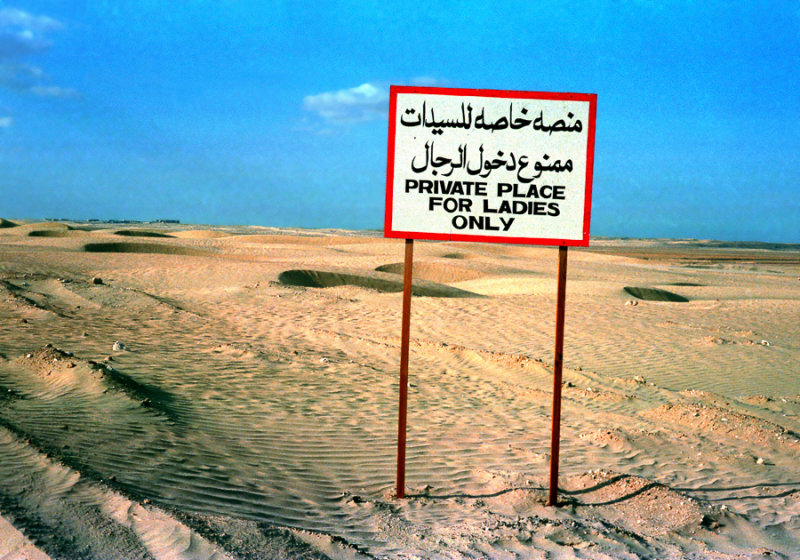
[396,238,414,498]
[548,245,568,506]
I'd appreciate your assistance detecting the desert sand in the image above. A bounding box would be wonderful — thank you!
[0,220,799,559]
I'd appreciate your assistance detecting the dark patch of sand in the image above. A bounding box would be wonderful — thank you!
[624,286,689,302]
[113,230,175,238]
[27,229,75,238]
[278,269,482,298]
[82,242,210,256]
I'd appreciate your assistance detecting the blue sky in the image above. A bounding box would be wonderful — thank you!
[0,1,798,242]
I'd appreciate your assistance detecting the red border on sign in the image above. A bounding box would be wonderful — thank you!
[384,86,597,247]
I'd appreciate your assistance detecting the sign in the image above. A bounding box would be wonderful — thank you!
[385,85,597,504]
[385,86,596,246]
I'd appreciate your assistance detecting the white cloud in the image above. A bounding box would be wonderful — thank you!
[0,61,45,90]
[29,85,80,99]
[302,82,388,123]
[0,8,77,100]
[0,7,61,30]
[0,7,62,57]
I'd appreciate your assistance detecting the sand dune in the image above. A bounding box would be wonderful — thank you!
[0,221,86,238]
[1,225,799,558]
[278,268,482,297]
[375,261,487,283]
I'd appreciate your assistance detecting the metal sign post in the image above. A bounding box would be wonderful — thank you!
[396,238,414,499]
[548,245,568,506]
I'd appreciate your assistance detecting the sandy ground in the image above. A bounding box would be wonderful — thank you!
[0,220,799,559]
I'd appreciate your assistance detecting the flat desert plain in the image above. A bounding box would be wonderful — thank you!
[0,220,799,559]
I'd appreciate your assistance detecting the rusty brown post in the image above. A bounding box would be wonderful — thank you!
[396,238,414,498]
[548,245,568,506]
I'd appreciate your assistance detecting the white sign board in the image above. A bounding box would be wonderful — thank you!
[385,87,596,246]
